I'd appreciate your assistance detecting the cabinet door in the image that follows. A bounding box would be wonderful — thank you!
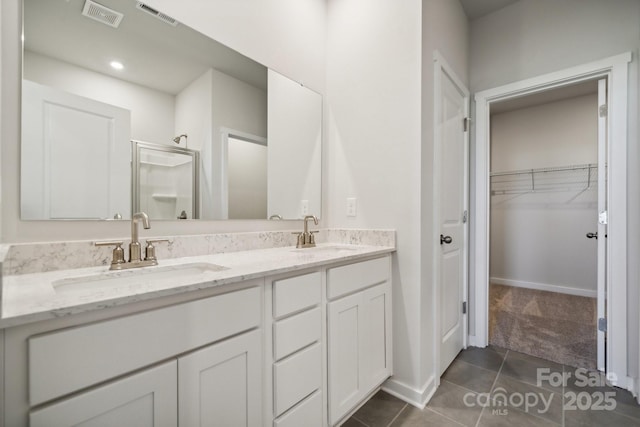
[328,283,391,425]
[29,361,177,427]
[328,292,363,425]
[178,329,262,427]
[362,283,391,392]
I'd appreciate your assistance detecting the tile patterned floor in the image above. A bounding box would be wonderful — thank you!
[343,346,640,427]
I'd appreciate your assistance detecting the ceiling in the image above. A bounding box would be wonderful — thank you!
[24,0,267,95]
[459,0,521,20]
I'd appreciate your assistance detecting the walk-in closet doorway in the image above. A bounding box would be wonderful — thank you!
[487,80,601,370]
[472,53,630,390]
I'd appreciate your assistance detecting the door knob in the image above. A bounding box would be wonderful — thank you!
[440,234,453,245]
[586,232,598,239]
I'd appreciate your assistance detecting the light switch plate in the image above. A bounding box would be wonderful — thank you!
[346,198,357,217]
[301,200,309,216]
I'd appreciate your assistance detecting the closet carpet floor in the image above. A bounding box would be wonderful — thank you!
[489,284,597,370]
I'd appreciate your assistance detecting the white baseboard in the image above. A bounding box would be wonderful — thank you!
[381,375,437,409]
[490,277,596,298]
[468,335,485,348]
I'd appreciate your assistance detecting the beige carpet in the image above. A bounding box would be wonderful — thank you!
[489,283,597,370]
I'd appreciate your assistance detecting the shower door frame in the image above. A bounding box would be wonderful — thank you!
[471,52,631,389]
[132,140,200,219]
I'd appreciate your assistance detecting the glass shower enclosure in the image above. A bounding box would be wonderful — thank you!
[132,140,200,220]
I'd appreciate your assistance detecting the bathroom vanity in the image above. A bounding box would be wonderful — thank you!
[0,231,394,427]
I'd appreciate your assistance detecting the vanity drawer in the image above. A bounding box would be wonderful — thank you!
[29,282,261,406]
[274,307,321,361]
[274,390,322,427]
[327,257,389,300]
[273,271,321,318]
[273,343,321,417]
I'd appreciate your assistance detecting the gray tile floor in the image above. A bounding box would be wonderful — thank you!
[343,346,640,427]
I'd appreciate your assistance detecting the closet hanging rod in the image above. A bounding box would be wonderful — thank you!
[490,163,598,177]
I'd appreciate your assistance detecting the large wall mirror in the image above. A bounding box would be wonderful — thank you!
[21,0,322,221]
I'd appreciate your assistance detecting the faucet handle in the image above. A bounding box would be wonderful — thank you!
[95,241,125,266]
[144,239,170,262]
[292,232,305,248]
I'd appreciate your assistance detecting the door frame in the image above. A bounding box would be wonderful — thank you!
[433,51,470,379]
[220,127,268,219]
[471,52,631,388]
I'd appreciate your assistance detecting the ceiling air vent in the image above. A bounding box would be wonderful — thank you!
[136,2,179,27]
[81,0,124,28]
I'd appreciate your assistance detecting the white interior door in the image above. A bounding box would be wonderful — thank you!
[21,80,131,220]
[436,60,469,375]
[596,78,608,372]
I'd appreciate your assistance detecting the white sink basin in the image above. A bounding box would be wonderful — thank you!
[53,262,228,294]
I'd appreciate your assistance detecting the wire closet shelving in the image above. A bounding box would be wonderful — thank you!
[490,163,599,195]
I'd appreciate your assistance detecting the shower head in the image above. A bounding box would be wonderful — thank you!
[173,134,188,144]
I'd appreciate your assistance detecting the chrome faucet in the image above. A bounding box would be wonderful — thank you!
[294,215,319,248]
[95,212,169,270]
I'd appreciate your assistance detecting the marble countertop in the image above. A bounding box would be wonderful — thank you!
[1,243,394,329]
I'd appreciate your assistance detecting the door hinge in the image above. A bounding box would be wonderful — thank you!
[599,104,608,118]
[463,117,470,132]
[598,317,607,332]
[599,210,608,225]
[462,210,468,223]
[462,301,467,314]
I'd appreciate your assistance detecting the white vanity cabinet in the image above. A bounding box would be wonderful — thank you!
[327,257,392,425]
[1,252,394,427]
[265,255,392,427]
[30,329,262,427]
[179,329,262,427]
[30,360,178,427]
[3,280,263,427]
[268,271,324,427]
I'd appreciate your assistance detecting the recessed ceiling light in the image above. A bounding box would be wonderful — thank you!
[110,61,124,70]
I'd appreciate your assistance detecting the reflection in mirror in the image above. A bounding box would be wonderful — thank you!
[267,70,322,219]
[132,141,200,220]
[21,80,131,219]
[21,0,321,220]
[225,131,268,220]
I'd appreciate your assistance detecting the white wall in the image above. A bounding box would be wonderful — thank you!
[491,95,598,171]
[470,0,640,92]
[326,0,468,406]
[490,94,598,296]
[24,51,174,144]
[1,0,325,242]
[326,0,422,402]
[469,0,640,379]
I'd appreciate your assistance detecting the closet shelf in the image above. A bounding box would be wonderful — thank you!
[490,163,599,195]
